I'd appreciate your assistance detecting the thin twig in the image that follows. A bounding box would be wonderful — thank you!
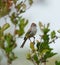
[31,57,37,65]
[49,36,58,44]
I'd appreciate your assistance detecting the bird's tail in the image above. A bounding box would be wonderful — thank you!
[20,37,27,48]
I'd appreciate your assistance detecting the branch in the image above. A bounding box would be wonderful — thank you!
[31,57,37,65]
[49,36,58,44]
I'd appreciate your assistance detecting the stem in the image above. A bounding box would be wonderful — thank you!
[31,58,40,65]
[49,36,58,44]
[31,58,37,65]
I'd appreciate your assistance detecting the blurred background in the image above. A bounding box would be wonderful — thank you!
[0,0,60,65]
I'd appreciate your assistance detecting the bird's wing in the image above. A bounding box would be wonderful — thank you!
[25,29,32,38]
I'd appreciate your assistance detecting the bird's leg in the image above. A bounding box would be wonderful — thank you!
[33,36,35,40]
[33,36,35,44]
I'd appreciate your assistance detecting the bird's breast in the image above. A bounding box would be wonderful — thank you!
[31,27,37,35]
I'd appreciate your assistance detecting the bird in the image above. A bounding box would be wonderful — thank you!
[20,23,37,48]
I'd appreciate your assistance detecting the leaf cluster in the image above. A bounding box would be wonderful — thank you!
[0,0,13,17]
[10,13,28,36]
[0,23,17,64]
[0,0,33,18]
[0,0,33,64]
[27,22,57,65]
[55,61,60,65]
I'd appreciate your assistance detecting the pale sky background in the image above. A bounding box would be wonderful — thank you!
[0,0,60,65]
[21,0,60,53]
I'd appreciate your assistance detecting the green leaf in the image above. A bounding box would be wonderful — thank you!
[51,31,56,39]
[33,54,39,63]
[10,12,18,25]
[5,34,12,45]
[0,29,3,37]
[55,61,60,65]
[19,30,25,36]
[15,3,21,11]
[44,51,57,60]
[5,33,16,49]
[0,0,10,18]
[42,34,49,42]
[36,41,41,51]
[0,39,5,49]
[29,0,33,5]
[40,49,49,56]
[5,47,12,53]
[2,23,10,31]
[30,42,35,51]
[43,28,50,34]
[24,20,28,27]
[19,18,25,28]
[39,42,50,53]
[15,17,28,36]
[26,53,31,60]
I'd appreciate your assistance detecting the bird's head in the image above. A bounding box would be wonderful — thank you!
[31,23,37,27]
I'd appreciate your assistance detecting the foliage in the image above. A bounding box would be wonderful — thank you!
[29,0,33,5]
[4,33,17,64]
[10,14,28,36]
[0,0,33,18]
[27,22,58,65]
[0,0,33,65]
[0,0,60,65]
[55,61,60,65]
[0,23,17,64]
[0,0,12,17]
[0,23,10,49]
